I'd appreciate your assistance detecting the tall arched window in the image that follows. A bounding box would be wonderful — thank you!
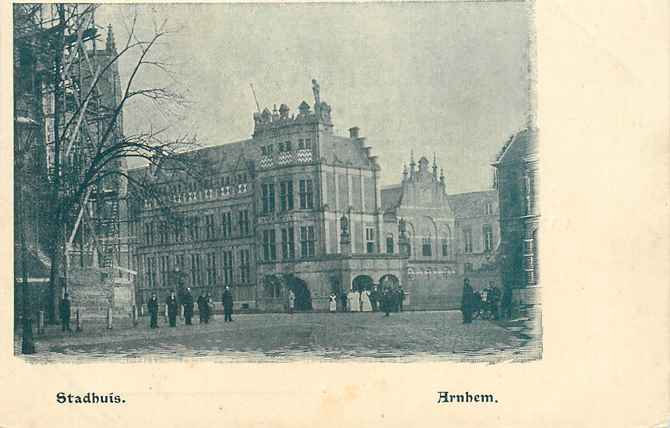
[441,225,451,257]
[422,235,432,257]
[386,233,394,254]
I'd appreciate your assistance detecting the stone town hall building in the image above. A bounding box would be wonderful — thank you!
[380,155,501,309]
[128,83,501,311]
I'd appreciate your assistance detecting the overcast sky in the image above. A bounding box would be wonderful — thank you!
[99,2,531,193]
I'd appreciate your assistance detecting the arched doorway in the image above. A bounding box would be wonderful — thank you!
[286,275,311,311]
[379,274,399,290]
[352,275,374,292]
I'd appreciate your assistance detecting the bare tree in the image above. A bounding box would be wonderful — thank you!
[14,4,204,323]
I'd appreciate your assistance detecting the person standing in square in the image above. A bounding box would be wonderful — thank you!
[166,291,178,327]
[148,293,159,328]
[329,292,337,313]
[183,287,194,325]
[197,291,208,324]
[222,286,234,322]
[60,293,72,332]
[461,279,474,324]
[288,289,295,314]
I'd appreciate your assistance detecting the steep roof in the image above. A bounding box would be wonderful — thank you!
[447,190,498,219]
[320,134,372,168]
[380,184,403,212]
[493,128,537,165]
[127,139,253,183]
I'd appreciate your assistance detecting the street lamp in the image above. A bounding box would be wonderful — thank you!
[15,106,39,354]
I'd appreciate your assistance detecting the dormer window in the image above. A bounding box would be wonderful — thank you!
[285,141,292,151]
[298,139,304,149]
[261,146,267,156]
[305,139,312,150]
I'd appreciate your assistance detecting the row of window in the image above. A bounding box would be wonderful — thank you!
[261,179,314,214]
[462,225,494,254]
[523,173,537,215]
[524,231,539,284]
[161,174,249,195]
[141,209,251,245]
[261,225,316,262]
[143,249,252,289]
[260,138,313,156]
[389,224,493,257]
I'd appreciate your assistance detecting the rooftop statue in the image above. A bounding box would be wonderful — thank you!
[312,79,321,107]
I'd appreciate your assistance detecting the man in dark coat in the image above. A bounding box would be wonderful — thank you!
[488,282,501,320]
[197,291,208,324]
[60,292,72,332]
[222,286,234,322]
[148,293,159,328]
[183,288,194,325]
[382,288,392,317]
[461,278,474,324]
[501,286,513,320]
[393,288,401,312]
[340,291,347,312]
[166,291,178,327]
[370,286,379,312]
[206,292,214,322]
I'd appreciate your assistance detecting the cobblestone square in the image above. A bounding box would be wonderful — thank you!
[20,310,540,363]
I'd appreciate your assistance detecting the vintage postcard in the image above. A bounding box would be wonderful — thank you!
[11,1,540,362]
[2,1,668,427]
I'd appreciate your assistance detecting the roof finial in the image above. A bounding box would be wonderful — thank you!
[106,24,116,52]
[432,152,438,177]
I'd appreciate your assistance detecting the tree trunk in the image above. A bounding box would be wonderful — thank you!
[47,243,59,324]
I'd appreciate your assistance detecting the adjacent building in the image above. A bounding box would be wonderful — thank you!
[380,155,501,310]
[492,128,539,302]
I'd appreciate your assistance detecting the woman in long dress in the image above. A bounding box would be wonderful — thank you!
[348,290,360,312]
[329,293,337,313]
[361,290,372,312]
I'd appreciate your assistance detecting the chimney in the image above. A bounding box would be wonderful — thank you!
[348,127,360,139]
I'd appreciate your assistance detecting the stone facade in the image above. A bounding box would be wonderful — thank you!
[492,128,539,301]
[380,155,502,310]
[129,83,406,311]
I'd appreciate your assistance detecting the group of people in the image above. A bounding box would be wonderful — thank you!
[332,286,405,316]
[147,285,235,328]
[461,279,514,323]
[58,280,513,331]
